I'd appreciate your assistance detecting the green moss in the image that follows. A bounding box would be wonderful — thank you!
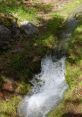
[0,96,21,117]
[0,13,17,27]
[16,81,31,95]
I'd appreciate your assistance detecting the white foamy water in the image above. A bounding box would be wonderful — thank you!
[18,56,68,117]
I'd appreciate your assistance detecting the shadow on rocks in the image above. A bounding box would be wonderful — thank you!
[62,112,82,117]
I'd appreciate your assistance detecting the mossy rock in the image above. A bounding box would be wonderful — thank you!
[0,13,18,28]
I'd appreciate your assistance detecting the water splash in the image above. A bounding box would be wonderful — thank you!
[18,56,68,117]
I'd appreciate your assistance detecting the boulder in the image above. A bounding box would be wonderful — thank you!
[10,22,20,38]
[0,25,11,40]
[0,13,20,38]
[0,13,20,51]
[0,25,11,50]
[20,21,38,36]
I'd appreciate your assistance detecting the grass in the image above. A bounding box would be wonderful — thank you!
[48,62,82,117]
[50,0,82,19]
[0,96,21,117]
[0,0,82,117]
[48,22,82,117]
[0,0,53,23]
[0,1,38,23]
[61,0,82,15]
[48,65,82,117]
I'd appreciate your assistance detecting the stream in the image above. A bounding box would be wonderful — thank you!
[18,5,82,117]
[18,57,68,117]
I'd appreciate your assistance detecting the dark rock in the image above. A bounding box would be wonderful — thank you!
[0,25,11,50]
[0,13,20,39]
[10,22,20,38]
[62,112,82,117]
[20,21,38,36]
[0,25,11,40]
[0,13,20,51]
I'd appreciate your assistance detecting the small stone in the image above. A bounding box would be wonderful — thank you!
[2,80,14,92]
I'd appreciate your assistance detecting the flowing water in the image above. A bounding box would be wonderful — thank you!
[18,5,82,117]
[18,56,68,117]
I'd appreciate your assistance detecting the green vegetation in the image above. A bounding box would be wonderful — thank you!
[0,96,21,117]
[50,0,82,19]
[0,0,38,23]
[59,0,82,17]
[0,0,53,23]
[0,0,82,117]
[48,22,82,117]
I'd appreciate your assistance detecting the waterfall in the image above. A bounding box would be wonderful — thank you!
[18,56,68,117]
[18,5,82,117]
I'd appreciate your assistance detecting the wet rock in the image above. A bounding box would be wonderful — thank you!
[20,21,38,36]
